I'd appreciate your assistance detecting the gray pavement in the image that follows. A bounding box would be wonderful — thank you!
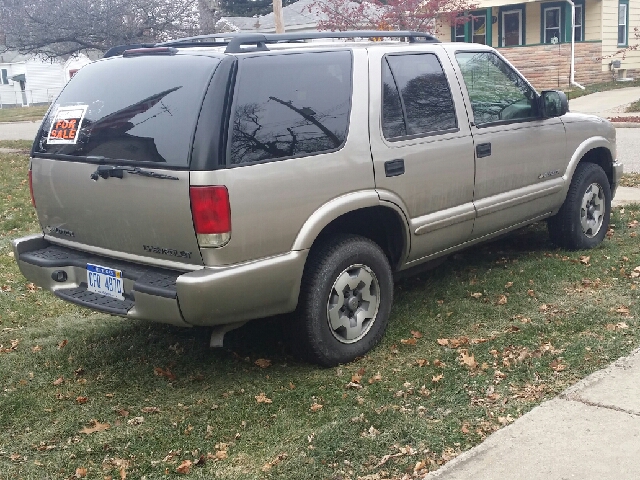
[569,86,640,117]
[426,349,640,479]
[617,128,640,173]
[0,120,40,140]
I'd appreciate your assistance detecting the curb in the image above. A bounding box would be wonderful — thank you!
[610,122,640,128]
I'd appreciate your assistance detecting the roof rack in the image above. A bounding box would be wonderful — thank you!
[103,43,156,58]
[156,31,439,53]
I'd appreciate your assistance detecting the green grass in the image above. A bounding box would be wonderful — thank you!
[621,173,640,187]
[0,140,33,151]
[626,99,640,112]
[2,151,640,479]
[0,105,49,123]
[564,78,640,100]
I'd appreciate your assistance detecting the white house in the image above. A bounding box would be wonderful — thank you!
[0,52,93,108]
[220,0,323,33]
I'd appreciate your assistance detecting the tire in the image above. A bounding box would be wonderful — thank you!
[293,234,394,367]
[547,162,611,250]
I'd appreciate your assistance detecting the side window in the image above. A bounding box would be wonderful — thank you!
[230,51,352,165]
[382,53,457,140]
[455,51,538,126]
[1,69,8,85]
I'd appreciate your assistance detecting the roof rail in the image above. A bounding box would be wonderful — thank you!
[156,31,439,53]
[103,43,156,58]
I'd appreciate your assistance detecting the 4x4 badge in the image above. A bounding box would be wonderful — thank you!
[538,170,560,179]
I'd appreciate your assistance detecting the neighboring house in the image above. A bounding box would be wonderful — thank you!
[0,52,93,108]
[437,0,639,90]
[220,0,324,33]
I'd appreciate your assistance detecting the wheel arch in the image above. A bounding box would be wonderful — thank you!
[292,192,410,273]
[565,138,615,191]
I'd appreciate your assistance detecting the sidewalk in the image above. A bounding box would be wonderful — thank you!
[426,348,640,479]
[569,86,640,118]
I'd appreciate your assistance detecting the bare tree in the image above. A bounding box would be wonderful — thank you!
[0,0,201,58]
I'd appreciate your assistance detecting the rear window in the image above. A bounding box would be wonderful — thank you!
[229,51,352,165]
[34,55,220,167]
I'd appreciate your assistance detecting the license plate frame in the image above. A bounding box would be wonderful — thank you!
[86,263,124,301]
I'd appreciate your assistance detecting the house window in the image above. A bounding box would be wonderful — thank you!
[0,69,8,85]
[544,6,562,43]
[472,14,487,44]
[574,4,583,41]
[618,0,628,45]
[501,7,524,46]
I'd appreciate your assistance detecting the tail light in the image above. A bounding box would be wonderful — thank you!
[28,169,35,207]
[189,186,231,248]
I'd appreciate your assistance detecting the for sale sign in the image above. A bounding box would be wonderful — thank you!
[47,105,88,144]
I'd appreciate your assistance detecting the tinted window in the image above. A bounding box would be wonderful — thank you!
[230,51,352,165]
[382,54,457,139]
[455,51,538,125]
[34,55,220,167]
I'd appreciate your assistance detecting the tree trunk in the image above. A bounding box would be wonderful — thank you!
[274,0,285,33]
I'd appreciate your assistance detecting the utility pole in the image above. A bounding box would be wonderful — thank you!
[274,0,285,33]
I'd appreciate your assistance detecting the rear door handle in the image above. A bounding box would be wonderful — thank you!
[384,159,405,177]
[476,143,491,158]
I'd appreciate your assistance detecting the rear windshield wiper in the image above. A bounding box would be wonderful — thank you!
[90,164,179,181]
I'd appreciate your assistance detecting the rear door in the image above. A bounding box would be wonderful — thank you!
[369,46,476,263]
[31,54,222,268]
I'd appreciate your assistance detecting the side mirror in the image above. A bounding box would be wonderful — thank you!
[540,90,569,118]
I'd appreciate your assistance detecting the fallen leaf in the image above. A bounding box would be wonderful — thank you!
[52,377,64,386]
[580,256,591,265]
[57,339,68,349]
[437,338,449,346]
[31,345,42,353]
[79,420,110,435]
[309,403,323,412]
[288,382,295,390]
[254,358,272,369]
[549,359,567,372]
[460,350,478,369]
[496,295,508,305]
[461,424,470,434]
[433,359,445,367]
[75,467,87,478]
[255,393,272,404]
[351,373,362,383]
[176,459,192,474]
[194,455,206,467]
[75,396,88,404]
[141,406,161,413]
[505,282,513,288]
[411,330,423,339]
[26,282,37,292]
[415,359,429,367]
[261,452,287,472]
[432,374,444,383]
[400,338,417,345]
[470,292,483,299]
[368,372,383,384]
[153,367,176,381]
[127,416,144,426]
[117,409,129,417]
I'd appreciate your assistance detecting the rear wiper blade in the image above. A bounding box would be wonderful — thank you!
[90,164,178,181]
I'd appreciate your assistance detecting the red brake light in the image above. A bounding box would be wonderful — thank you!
[28,169,35,207]
[190,186,231,247]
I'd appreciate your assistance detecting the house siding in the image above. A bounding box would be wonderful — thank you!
[601,0,640,71]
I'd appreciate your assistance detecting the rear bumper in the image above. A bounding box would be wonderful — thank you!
[12,235,308,327]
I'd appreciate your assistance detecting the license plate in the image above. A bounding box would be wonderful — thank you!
[86,264,124,300]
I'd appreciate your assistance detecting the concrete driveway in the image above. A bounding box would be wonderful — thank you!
[0,121,40,141]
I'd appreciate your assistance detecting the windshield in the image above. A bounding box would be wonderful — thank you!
[34,54,220,167]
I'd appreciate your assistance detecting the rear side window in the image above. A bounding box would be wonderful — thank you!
[382,54,457,140]
[229,51,352,165]
[34,55,220,167]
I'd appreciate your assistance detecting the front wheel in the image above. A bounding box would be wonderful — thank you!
[293,234,393,367]
[547,162,611,250]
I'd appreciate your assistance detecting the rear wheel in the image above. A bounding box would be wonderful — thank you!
[294,234,393,367]
[547,162,611,250]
